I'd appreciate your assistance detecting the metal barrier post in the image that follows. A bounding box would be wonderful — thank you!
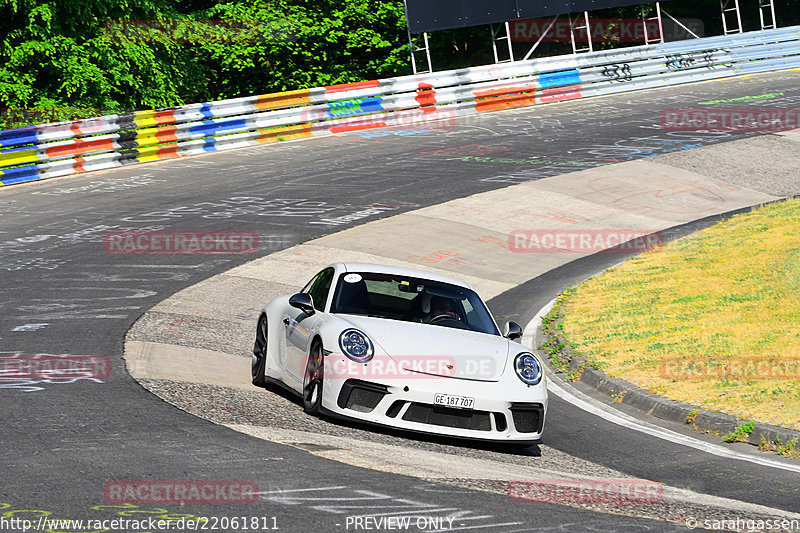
[569,11,593,53]
[407,30,432,74]
[642,3,665,44]
[491,22,515,63]
[721,0,743,34]
[759,0,777,30]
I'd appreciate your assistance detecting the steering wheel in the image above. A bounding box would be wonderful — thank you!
[429,313,461,323]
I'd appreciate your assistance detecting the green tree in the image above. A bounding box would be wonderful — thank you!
[0,0,210,116]
[0,0,410,125]
[192,0,409,97]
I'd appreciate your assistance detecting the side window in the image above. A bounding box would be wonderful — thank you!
[305,268,334,312]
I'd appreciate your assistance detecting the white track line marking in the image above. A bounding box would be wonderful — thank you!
[257,485,348,494]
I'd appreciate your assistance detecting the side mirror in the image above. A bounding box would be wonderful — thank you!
[504,321,523,340]
[289,293,315,315]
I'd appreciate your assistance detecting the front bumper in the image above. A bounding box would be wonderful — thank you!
[321,371,548,443]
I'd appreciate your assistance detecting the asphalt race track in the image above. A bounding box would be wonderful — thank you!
[1,70,800,532]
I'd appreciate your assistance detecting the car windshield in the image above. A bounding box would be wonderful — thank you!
[329,272,499,336]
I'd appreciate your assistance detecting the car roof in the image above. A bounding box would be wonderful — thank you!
[335,262,473,289]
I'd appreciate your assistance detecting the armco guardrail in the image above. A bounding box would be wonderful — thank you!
[1,25,799,186]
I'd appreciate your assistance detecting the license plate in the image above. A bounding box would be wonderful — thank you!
[433,393,475,410]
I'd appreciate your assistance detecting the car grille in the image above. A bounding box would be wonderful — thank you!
[337,379,387,413]
[509,402,545,433]
[385,400,405,418]
[400,402,492,431]
[493,412,508,432]
[338,383,543,435]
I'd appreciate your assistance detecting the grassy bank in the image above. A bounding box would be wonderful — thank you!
[559,198,800,432]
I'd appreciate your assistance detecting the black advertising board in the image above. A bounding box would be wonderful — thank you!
[404,0,666,33]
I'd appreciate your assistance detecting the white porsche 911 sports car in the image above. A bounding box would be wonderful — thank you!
[252,262,547,444]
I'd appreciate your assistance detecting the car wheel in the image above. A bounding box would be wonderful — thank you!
[251,315,268,387]
[303,340,324,415]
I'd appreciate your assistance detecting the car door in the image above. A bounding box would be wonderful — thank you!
[284,267,334,382]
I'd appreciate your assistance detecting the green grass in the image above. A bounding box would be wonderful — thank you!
[560,198,800,431]
[723,421,755,443]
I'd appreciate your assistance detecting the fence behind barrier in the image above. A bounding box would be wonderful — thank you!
[1,25,798,186]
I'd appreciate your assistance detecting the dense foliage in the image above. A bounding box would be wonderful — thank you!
[0,0,409,123]
[1,0,797,127]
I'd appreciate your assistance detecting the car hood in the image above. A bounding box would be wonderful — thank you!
[337,315,509,382]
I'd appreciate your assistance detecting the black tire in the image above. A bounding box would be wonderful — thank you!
[302,341,324,415]
[251,315,268,387]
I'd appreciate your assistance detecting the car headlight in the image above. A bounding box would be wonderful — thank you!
[339,329,374,363]
[514,352,542,386]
